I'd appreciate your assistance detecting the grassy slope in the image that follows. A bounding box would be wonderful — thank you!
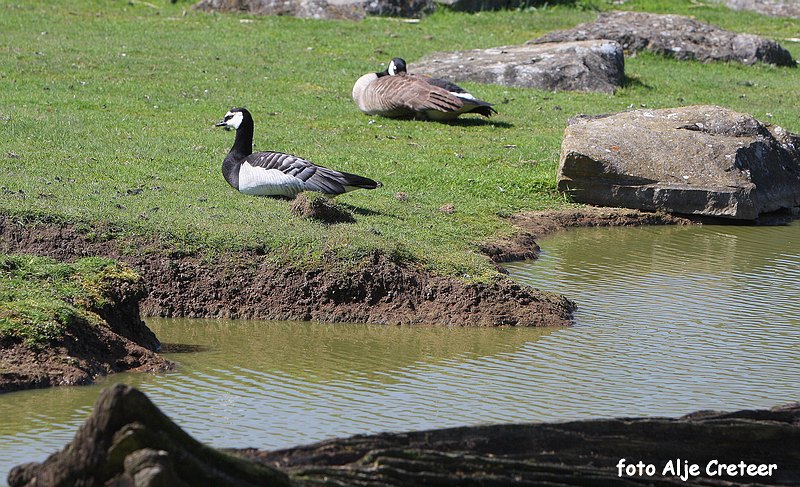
[0,255,141,344]
[1,0,799,279]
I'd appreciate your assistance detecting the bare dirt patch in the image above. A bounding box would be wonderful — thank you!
[0,215,576,327]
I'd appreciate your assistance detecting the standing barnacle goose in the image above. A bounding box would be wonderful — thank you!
[215,108,381,198]
[351,57,496,121]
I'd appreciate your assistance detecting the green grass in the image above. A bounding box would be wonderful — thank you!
[1,0,799,279]
[0,255,142,345]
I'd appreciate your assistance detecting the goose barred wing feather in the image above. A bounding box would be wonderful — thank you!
[416,75,469,95]
[372,75,464,114]
[244,151,379,196]
[246,151,319,181]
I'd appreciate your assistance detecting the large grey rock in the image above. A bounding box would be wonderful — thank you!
[193,0,435,20]
[557,105,800,220]
[714,0,800,19]
[363,0,435,17]
[532,11,796,66]
[413,40,625,94]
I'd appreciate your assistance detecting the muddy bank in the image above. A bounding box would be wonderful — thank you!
[9,384,799,486]
[483,207,693,262]
[2,208,678,393]
[0,208,689,325]
[0,262,172,393]
[0,214,579,327]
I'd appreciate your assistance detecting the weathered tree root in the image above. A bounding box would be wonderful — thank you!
[9,384,800,486]
[8,384,291,487]
[261,407,800,486]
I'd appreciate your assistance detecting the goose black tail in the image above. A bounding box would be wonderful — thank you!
[471,103,497,118]
[342,171,382,190]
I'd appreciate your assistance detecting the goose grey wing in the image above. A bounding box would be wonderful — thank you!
[415,74,469,95]
[246,152,320,181]
[246,152,374,195]
[235,152,321,196]
[371,75,464,114]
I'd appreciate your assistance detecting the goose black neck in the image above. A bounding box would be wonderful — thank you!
[222,109,254,191]
[231,111,254,158]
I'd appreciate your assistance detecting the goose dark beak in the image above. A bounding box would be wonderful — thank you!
[215,120,233,131]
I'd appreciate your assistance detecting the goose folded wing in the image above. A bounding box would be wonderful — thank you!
[414,74,470,96]
[374,76,464,113]
[245,152,347,194]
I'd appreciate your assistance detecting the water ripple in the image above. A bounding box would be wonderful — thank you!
[2,224,799,484]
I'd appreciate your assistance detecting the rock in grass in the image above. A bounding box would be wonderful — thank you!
[192,0,435,20]
[531,11,796,66]
[433,0,532,12]
[413,40,625,94]
[193,0,366,20]
[290,193,355,224]
[557,105,800,220]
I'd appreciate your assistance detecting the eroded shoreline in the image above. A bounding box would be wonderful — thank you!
[0,208,689,392]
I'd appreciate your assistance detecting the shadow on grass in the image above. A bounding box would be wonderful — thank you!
[622,74,652,91]
[340,203,388,217]
[442,118,514,128]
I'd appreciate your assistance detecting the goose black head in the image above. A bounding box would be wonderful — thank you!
[387,57,407,76]
[215,108,249,131]
[377,57,407,77]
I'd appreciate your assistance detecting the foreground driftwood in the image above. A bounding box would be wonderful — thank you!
[9,385,800,486]
[8,385,291,487]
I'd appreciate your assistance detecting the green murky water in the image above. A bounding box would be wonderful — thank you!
[2,222,799,484]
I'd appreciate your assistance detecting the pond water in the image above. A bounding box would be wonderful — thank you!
[2,222,799,484]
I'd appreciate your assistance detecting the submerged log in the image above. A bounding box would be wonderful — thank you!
[9,384,800,486]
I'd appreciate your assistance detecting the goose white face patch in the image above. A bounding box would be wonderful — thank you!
[223,111,244,130]
[388,60,398,76]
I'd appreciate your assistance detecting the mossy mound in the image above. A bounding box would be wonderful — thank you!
[0,254,171,393]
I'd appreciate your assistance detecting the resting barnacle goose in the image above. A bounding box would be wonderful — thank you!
[351,57,496,121]
[215,108,381,198]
